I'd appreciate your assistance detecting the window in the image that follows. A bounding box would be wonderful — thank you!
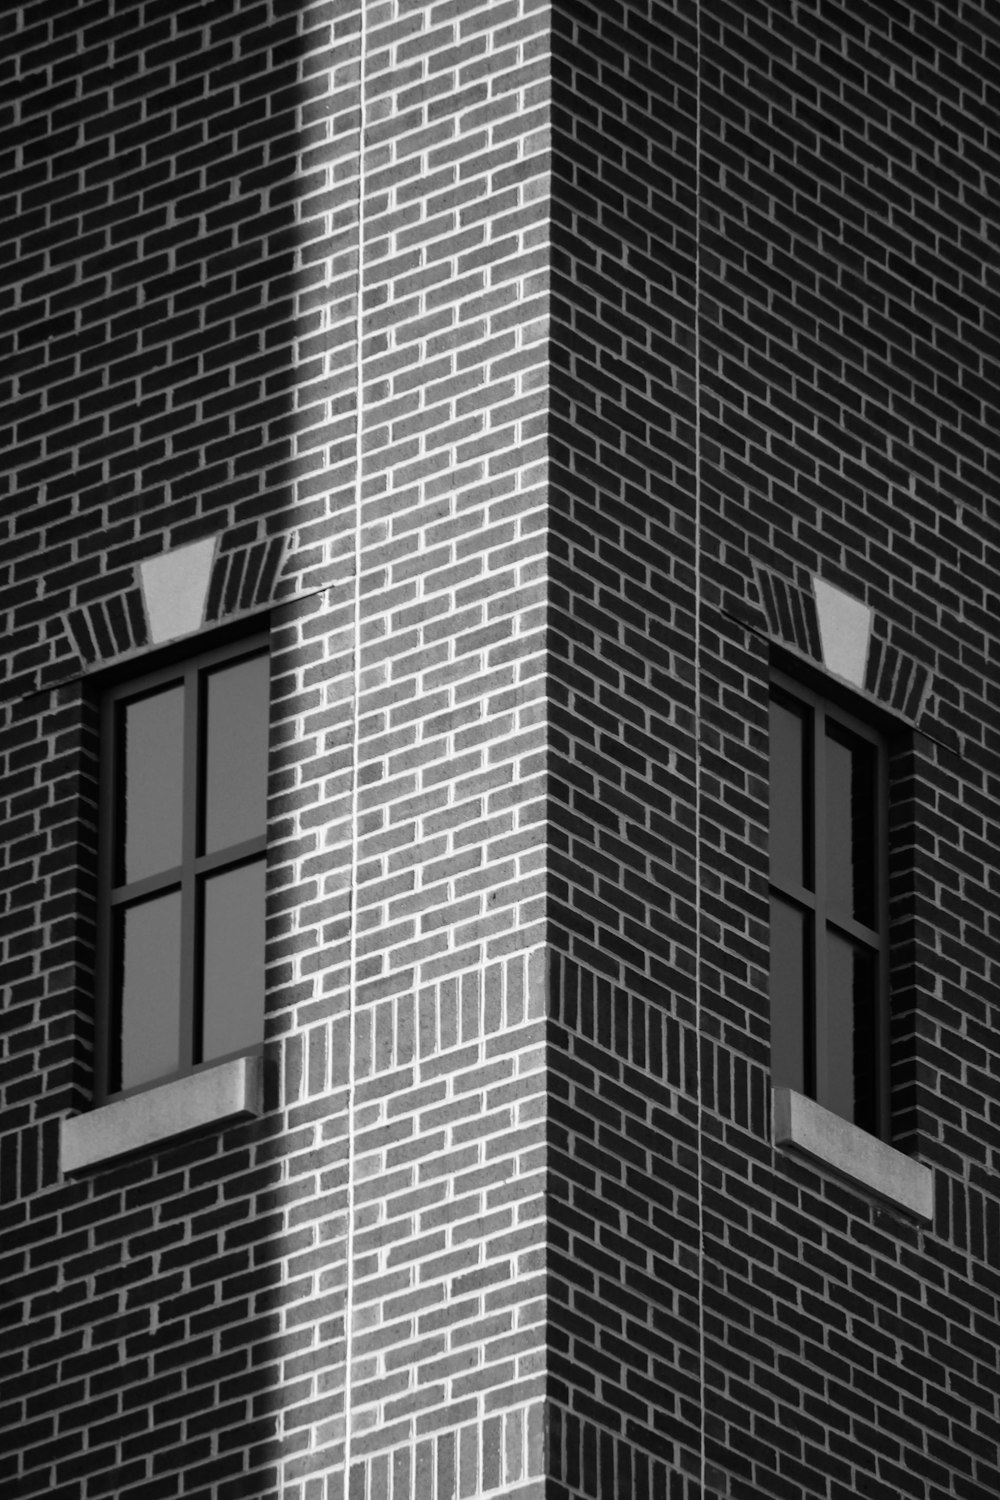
[96,637,269,1100]
[769,671,889,1137]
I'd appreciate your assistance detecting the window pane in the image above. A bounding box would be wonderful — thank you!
[769,894,808,1094]
[770,697,808,891]
[201,859,265,1061]
[203,654,269,854]
[120,890,182,1090]
[825,723,877,927]
[121,685,184,883]
[822,931,878,1132]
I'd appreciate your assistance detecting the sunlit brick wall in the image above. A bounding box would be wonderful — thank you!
[1,1,551,1496]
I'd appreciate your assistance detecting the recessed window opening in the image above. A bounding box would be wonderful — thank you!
[97,636,269,1100]
[769,670,890,1138]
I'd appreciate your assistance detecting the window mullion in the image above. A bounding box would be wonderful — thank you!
[812,703,827,1108]
[878,735,891,1139]
[179,661,201,1072]
[110,866,184,905]
[769,878,817,913]
[96,693,117,1100]
[193,834,268,878]
[825,912,882,947]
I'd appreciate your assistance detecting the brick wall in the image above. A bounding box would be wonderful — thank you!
[697,3,1000,1494]
[4,1,1000,1498]
[547,3,707,1495]
[2,0,550,1496]
[547,1,1000,1498]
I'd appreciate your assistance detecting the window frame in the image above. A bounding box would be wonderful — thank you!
[95,632,270,1104]
[769,667,891,1140]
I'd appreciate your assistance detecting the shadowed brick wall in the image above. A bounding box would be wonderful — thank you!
[547,2,707,1494]
[695,2,1000,1494]
[547,1,1000,1498]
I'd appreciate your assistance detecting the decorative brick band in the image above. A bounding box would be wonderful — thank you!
[345,1403,546,1500]
[61,533,288,671]
[65,587,148,667]
[548,1405,711,1499]
[755,567,823,664]
[865,632,932,724]
[754,565,933,727]
[205,534,288,623]
[0,1120,60,1202]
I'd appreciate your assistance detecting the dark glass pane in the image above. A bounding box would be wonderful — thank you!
[769,895,808,1094]
[822,931,877,1131]
[825,723,877,926]
[770,697,808,891]
[119,890,182,1090]
[201,859,265,1061]
[204,654,269,854]
[121,685,184,883]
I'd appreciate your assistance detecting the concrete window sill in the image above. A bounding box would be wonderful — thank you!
[773,1086,934,1223]
[59,1054,262,1175]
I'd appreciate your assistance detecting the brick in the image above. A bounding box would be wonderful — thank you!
[3,2,1000,1499]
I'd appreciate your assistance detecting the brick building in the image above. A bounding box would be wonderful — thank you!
[2,1,1000,1497]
